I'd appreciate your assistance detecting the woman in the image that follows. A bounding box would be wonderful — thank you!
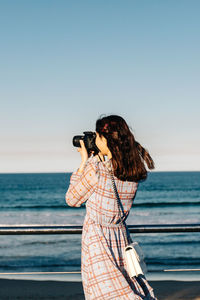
[65,115,157,299]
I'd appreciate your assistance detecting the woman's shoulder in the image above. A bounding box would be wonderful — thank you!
[86,154,100,164]
[85,155,111,174]
[84,155,100,172]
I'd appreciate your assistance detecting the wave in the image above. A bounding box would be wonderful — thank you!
[135,201,200,208]
[147,257,200,266]
[1,257,199,271]
[143,240,200,246]
[0,205,85,210]
[0,258,81,268]
[1,201,200,210]
[0,240,198,250]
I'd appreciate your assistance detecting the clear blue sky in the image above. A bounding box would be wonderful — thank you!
[0,0,200,172]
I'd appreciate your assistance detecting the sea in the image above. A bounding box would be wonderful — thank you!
[0,171,200,281]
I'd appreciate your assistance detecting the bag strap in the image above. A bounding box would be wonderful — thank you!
[110,169,126,223]
[108,165,131,246]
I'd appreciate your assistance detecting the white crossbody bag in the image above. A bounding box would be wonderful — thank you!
[108,166,147,278]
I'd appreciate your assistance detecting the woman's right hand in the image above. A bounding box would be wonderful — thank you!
[77,140,88,164]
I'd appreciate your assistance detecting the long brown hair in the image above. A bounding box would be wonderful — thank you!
[96,115,155,182]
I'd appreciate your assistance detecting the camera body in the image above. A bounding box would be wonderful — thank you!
[73,131,100,156]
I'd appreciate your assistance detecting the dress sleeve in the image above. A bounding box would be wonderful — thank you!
[65,155,99,207]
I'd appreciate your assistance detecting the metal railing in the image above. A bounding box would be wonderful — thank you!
[0,223,200,276]
[0,223,200,235]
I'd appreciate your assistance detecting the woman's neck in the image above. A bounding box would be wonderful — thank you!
[107,150,112,159]
[96,152,112,162]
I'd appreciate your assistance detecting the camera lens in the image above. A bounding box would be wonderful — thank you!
[73,135,84,148]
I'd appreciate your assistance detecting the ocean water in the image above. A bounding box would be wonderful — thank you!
[0,172,200,275]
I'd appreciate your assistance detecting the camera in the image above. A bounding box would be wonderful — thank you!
[73,131,100,156]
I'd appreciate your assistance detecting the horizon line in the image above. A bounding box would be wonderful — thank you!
[0,170,200,175]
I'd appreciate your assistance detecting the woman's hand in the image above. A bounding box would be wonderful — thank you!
[77,140,89,173]
[77,140,88,163]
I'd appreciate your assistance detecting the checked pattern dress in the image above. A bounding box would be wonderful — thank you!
[65,155,157,300]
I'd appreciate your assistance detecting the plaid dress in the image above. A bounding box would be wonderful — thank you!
[65,155,157,300]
